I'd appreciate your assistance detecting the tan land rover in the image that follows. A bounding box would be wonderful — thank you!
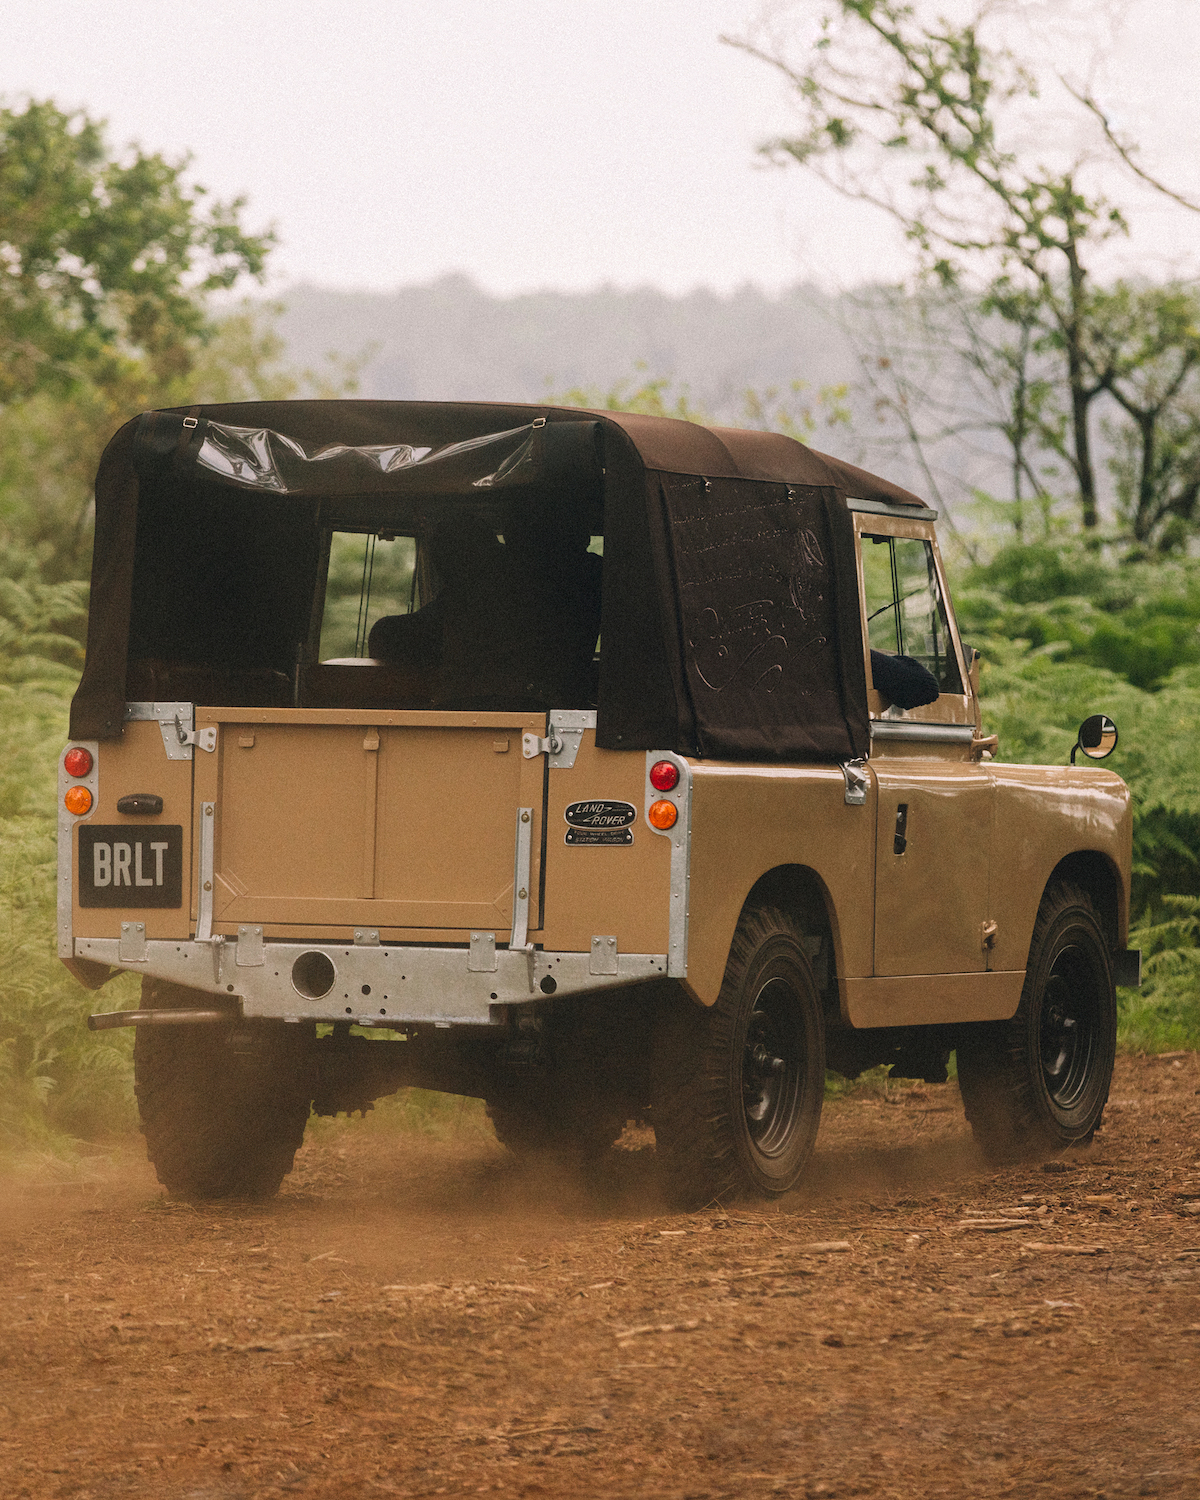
[61,401,1140,1207]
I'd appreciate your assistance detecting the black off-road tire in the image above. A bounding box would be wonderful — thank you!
[956,882,1116,1163]
[134,980,312,1200]
[652,906,825,1209]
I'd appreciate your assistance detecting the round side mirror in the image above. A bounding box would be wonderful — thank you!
[1071,713,1118,763]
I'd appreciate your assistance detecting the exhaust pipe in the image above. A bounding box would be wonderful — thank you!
[87,1008,232,1031]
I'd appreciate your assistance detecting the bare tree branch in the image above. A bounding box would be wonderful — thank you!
[1062,81,1200,214]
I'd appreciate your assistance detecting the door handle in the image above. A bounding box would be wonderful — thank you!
[893,802,908,856]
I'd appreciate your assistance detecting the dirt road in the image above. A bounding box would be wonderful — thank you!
[5,1054,1200,1500]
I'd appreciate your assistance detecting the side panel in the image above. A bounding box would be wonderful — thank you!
[71,721,194,941]
[685,764,877,1007]
[872,760,994,976]
[685,762,1129,1023]
[845,970,1024,1028]
[989,764,1133,969]
[540,736,672,955]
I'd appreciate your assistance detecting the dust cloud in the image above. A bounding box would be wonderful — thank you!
[6,1060,1200,1498]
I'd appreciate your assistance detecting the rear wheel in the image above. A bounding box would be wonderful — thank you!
[653,906,825,1209]
[134,980,312,1200]
[486,1093,626,1161]
[957,883,1116,1162]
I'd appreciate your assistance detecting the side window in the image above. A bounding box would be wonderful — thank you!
[319,533,418,660]
[862,534,962,694]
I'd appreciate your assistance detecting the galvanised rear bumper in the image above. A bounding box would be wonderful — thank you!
[75,934,668,1027]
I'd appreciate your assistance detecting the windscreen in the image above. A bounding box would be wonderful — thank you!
[862,534,962,693]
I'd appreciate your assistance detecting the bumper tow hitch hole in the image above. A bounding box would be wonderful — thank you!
[292,951,336,1000]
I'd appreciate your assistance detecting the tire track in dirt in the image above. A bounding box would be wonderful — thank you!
[4,1054,1200,1499]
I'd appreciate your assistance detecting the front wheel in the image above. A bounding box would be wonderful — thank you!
[653,906,825,1208]
[957,882,1116,1162]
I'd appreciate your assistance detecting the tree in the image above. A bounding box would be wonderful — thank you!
[0,99,272,403]
[0,99,282,584]
[726,3,1200,543]
[1088,282,1200,549]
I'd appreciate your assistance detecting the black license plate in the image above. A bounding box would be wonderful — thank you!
[78,825,183,908]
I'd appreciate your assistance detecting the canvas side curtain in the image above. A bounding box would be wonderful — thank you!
[651,473,869,762]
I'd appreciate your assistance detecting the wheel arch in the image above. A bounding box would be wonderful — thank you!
[740,864,841,1022]
[1044,850,1125,951]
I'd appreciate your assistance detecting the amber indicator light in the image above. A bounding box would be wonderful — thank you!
[649,759,679,792]
[64,785,93,816]
[64,747,93,778]
[648,799,678,830]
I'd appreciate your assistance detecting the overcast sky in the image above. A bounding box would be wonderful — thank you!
[4,0,1199,297]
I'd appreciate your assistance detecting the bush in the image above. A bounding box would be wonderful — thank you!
[0,676,140,1155]
[957,554,1200,1053]
[1118,897,1200,1054]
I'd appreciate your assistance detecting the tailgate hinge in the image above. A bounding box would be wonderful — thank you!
[236,925,265,966]
[119,921,147,963]
[589,935,619,976]
[124,702,215,760]
[521,709,594,769]
[522,730,562,759]
[176,716,217,753]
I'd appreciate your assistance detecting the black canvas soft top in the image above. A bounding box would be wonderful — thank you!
[71,400,923,761]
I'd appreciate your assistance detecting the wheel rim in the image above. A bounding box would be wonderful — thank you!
[741,976,805,1160]
[1039,941,1102,1112]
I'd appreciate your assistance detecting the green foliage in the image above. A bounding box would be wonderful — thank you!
[551,365,709,422]
[366,1088,490,1138]
[0,99,291,593]
[0,301,317,590]
[955,542,1200,690]
[0,100,286,1155]
[319,533,417,660]
[965,627,1200,902]
[0,545,87,696]
[1117,898,1200,1054]
[955,560,1200,1050]
[0,565,98,1148]
[551,364,851,442]
[1089,282,1200,550]
[0,98,273,404]
[0,679,139,1155]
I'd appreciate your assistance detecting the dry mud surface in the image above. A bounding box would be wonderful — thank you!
[5,1053,1200,1500]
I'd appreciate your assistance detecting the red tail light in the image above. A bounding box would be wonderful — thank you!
[650,759,679,792]
[64,747,93,778]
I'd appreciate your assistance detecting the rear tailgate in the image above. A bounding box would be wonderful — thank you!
[195,709,546,939]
